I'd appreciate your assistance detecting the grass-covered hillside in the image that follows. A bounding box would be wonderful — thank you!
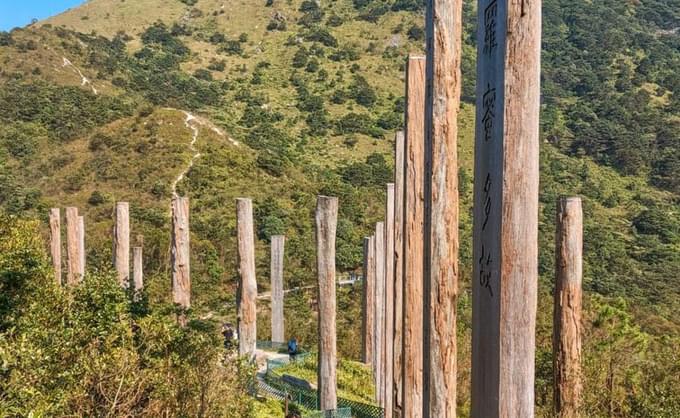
[0,0,678,415]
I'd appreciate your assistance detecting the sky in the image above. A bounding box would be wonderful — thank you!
[0,0,86,31]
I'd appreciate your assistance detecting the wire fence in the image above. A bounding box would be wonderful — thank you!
[260,346,384,418]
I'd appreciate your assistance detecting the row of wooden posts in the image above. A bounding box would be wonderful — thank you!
[356,1,582,418]
[49,204,142,291]
[47,195,343,410]
[47,198,287,351]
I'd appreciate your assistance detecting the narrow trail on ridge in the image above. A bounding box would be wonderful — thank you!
[61,57,98,95]
[170,110,240,198]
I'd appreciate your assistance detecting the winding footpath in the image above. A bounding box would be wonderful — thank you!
[62,57,98,95]
[170,110,239,197]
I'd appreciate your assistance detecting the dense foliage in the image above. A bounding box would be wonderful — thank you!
[0,0,679,415]
[0,215,255,417]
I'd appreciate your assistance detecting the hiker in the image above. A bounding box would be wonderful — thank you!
[222,323,237,350]
[287,337,298,362]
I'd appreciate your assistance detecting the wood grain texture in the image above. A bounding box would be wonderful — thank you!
[65,207,79,285]
[424,0,463,416]
[362,236,376,365]
[77,216,85,279]
[553,197,583,418]
[49,208,62,286]
[171,196,191,314]
[471,1,541,417]
[315,196,338,411]
[403,55,426,418]
[374,221,386,407]
[393,131,406,415]
[113,202,130,288]
[133,247,144,299]
[237,198,257,360]
[271,235,286,344]
[384,183,396,418]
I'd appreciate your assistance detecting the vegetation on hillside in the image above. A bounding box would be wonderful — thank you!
[0,0,678,415]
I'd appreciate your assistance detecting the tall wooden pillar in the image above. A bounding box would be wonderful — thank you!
[424,0,463,416]
[65,207,79,285]
[77,215,85,279]
[471,1,541,417]
[133,247,144,297]
[384,183,396,418]
[362,235,376,365]
[553,197,583,418]
[49,208,62,285]
[374,221,386,407]
[403,55,426,418]
[271,235,286,344]
[316,196,338,411]
[237,198,257,360]
[114,202,130,288]
[393,131,406,415]
[172,196,191,321]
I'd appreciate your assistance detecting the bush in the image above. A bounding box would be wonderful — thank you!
[219,40,243,55]
[0,216,256,416]
[207,59,227,72]
[87,190,107,206]
[292,47,309,68]
[349,75,378,107]
[335,112,383,138]
[407,24,425,41]
[194,68,213,81]
[304,27,338,47]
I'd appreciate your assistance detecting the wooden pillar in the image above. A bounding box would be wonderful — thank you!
[133,247,144,297]
[393,131,406,415]
[77,216,85,279]
[471,1,541,417]
[65,207,79,285]
[403,55,426,418]
[113,202,130,288]
[362,235,376,365]
[315,196,338,411]
[374,221,386,407]
[171,196,191,320]
[237,198,257,360]
[424,0,463,416]
[384,184,396,418]
[553,197,583,418]
[271,235,286,344]
[49,208,62,285]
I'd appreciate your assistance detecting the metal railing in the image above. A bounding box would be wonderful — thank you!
[262,348,384,418]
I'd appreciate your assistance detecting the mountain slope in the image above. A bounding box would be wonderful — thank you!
[1,1,679,414]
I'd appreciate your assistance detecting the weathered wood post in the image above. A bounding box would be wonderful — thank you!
[65,207,79,285]
[271,235,286,344]
[393,131,406,416]
[113,202,130,288]
[171,196,191,324]
[237,198,257,360]
[374,221,386,407]
[133,247,144,298]
[384,183,396,418]
[362,235,376,365]
[77,215,86,279]
[423,0,463,416]
[316,196,338,411]
[403,55,426,418]
[49,208,62,285]
[553,197,583,418]
[471,0,541,417]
